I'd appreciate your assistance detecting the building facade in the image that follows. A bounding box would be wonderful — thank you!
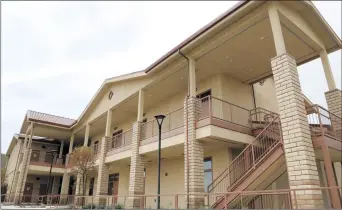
[4,1,342,209]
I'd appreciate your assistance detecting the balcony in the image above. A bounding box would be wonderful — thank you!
[196,96,278,145]
[29,150,65,172]
[306,104,341,150]
[140,107,184,145]
[106,129,133,155]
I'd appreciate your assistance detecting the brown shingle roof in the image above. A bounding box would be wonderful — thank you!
[27,110,77,128]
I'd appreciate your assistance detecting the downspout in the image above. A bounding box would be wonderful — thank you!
[178,49,190,209]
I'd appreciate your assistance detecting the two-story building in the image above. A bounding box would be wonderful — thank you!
[4,1,342,209]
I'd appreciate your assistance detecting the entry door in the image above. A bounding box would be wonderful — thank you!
[112,130,123,148]
[108,174,119,203]
[23,183,34,202]
[197,90,212,118]
[39,184,48,204]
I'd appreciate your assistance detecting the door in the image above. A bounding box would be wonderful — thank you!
[23,183,34,203]
[197,90,212,118]
[108,174,119,203]
[112,130,123,148]
[39,184,48,204]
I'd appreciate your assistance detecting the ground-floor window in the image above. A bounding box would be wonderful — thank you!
[89,177,95,195]
[204,157,213,192]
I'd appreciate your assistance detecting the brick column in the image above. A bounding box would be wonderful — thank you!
[94,137,109,206]
[325,89,342,140]
[184,96,204,209]
[271,53,323,208]
[325,89,342,118]
[14,148,32,203]
[127,122,145,209]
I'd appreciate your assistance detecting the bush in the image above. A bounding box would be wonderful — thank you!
[115,203,123,209]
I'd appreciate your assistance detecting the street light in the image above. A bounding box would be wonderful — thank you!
[46,150,58,198]
[154,114,165,209]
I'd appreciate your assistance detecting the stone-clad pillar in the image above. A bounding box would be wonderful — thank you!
[184,96,204,209]
[127,122,145,208]
[271,53,323,208]
[94,137,109,206]
[325,89,342,118]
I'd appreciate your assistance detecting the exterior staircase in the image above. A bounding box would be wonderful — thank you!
[206,108,285,209]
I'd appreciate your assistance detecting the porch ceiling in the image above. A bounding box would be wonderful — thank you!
[195,16,316,84]
[30,124,71,141]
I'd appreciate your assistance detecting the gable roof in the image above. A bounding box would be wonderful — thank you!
[27,110,77,128]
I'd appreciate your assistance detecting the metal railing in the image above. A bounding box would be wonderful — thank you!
[250,107,279,129]
[306,104,341,141]
[207,113,282,206]
[198,96,251,128]
[29,150,66,167]
[2,187,341,209]
[141,107,184,141]
[107,129,133,152]
[89,144,100,158]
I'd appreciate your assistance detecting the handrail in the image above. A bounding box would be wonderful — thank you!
[107,129,133,152]
[207,111,282,206]
[141,107,184,140]
[306,104,341,141]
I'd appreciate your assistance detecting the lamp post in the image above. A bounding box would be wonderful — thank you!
[155,114,166,209]
[46,150,58,198]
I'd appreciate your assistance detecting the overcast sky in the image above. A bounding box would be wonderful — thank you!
[1,1,341,153]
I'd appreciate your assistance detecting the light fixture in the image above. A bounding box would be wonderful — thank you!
[181,77,183,80]
[155,115,166,127]
[260,36,265,40]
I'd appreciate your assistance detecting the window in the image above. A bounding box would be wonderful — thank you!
[89,178,95,196]
[204,157,213,192]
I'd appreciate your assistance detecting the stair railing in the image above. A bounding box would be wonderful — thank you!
[207,109,282,206]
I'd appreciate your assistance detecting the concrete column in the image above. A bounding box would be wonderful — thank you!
[184,96,204,208]
[105,110,112,137]
[51,177,60,194]
[268,2,286,56]
[189,58,196,97]
[271,53,323,208]
[321,145,341,208]
[94,137,109,206]
[14,125,34,204]
[127,122,145,208]
[84,124,90,146]
[320,50,336,91]
[333,162,342,196]
[69,134,75,154]
[59,140,64,158]
[137,90,145,122]
[60,173,70,204]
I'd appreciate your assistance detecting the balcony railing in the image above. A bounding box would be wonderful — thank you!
[89,144,100,158]
[29,150,65,168]
[141,107,184,141]
[198,96,251,128]
[107,129,133,152]
[306,104,341,141]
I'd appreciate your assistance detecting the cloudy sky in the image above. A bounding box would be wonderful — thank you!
[1,1,341,153]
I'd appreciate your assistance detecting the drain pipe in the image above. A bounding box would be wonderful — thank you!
[178,49,190,209]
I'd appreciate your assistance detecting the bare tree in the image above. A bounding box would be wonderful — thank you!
[69,146,96,205]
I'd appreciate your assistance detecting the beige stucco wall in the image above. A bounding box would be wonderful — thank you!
[5,140,21,192]
[76,77,152,130]
[144,156,185,209]
[253,77,279,113]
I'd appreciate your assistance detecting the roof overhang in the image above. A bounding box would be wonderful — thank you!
[143,0,341,75]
